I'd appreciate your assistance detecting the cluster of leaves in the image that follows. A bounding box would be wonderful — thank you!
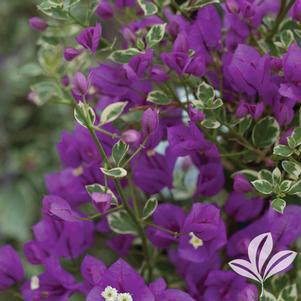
[251,127,301,213]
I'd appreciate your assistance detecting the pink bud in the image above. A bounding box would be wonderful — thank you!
[96,0,114,19]
[233,174,252,193]
[64,48,81,61]
[121,129,141,145]
[72,72,89,101]
[29,17,48,31]
[91,192,112,213]
[142,108,159,135]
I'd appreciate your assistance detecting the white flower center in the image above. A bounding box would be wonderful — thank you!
[101,286,118,301]
[30,276,40,290]
[72,165,83,176]
[101,286,134,301]
[117,293,133,301]
[189,232,204,250]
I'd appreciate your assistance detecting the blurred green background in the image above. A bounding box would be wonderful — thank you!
[0,0,70,248]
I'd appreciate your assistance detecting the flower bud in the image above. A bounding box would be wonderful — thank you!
[270,57,283,72]
[188,105,205,123]
[72,72,89,101]
[121,129,141,145]
[27,91,38,104]
[292,0,301,22]
[91,192,112,213]
[64,47,81,61]
[225,0,240,14]
[24,241,48,265]
[122,27,136,45]
[233,174,252,193]
[142,108,159,135]
[29,17,48,31]
[96,0,114,19]
[0,245,24,290]
[150,65,169,83]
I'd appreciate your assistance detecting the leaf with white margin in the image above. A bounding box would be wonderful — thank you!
[248,232,273,275]
[228,259,262,282]
[100,101,128,125]
[100,167,127,178]
[263,250,297,280]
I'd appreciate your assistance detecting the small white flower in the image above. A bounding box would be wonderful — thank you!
[189,232,203,250]
[101,286,118,301]
[117,292,133,301]
[30,276,40,291]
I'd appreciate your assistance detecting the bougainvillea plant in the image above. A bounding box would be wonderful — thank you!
[3,0,301,300]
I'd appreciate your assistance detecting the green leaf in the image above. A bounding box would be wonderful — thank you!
[109,48,141,64]
[237,116,252,135]
[74,102,96,128]
[136,38,145,51]
[107,210,137,234]
[101,167,127,178]
[280,30,294,48]
[271,275,290,295]
[142,197,158,220]
[272,198,286,213]
[38,0,67,19]
[272,167,282,184]
[280,180,292,192]
[261,291,277,301]
[147,90,171,105]
[112,140,129,166]
[146,24,166,48]
[291,127,301,146]
[234,169,258,182]
[282,161,301,179]
[252,117,280,148]
[63,0,80,10]
[278,284,298,301]
[273,145,293,157]
[287,136,296,149]
[288,180,301,195]
[19,63,43,77]
[201,119,220,129]
[30,80,63,106]
[259,169,273,183]
[137,0,158,15]
[181,0,220,11]
[197,81,215,102]
[252,179,273,194]
[100,101,128,125]
[205,98,223,110]
[85,184,118,205]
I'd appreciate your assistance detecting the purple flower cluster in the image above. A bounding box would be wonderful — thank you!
[5,0,301,300]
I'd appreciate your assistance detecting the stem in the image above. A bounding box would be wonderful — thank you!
[220,149,250,157]
[144,221,189,238]
[88,125,153,281]
[266,0,295,42]
[68,12,86,27]
[260,281,265,298]
[113,179,153,281]
[93,125,119,139]
[78,205,123,221]
[68,97,153,281]
[170,0,191,19]
[122,137,148,168]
